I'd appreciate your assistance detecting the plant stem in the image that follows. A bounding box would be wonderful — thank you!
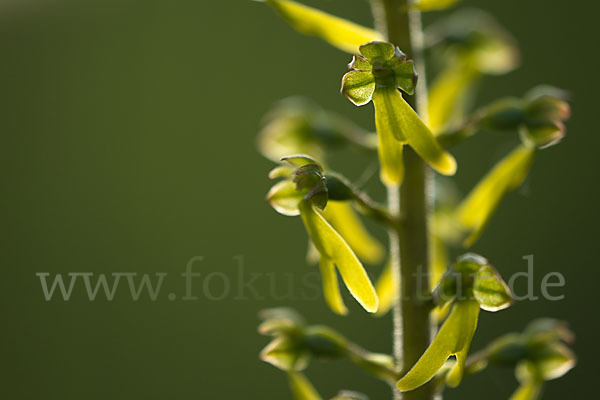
[370,1,434,399]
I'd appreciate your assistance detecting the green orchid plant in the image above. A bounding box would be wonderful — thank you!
[255,1,575,399]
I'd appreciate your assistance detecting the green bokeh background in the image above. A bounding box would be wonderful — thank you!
[1,0,597,398]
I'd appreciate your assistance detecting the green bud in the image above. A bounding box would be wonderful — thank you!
[258,308,308,371]
[259,309,351,372]
[481,317,575,390]
[456,86,570,150]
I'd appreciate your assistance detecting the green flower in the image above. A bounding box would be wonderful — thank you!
[266,155,378,314]
[489,319,575,400]
[341,41,456,186]
[258,308,349,372]
[397,253,512,391]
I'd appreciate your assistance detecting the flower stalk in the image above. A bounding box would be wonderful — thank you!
[370,1,434,399]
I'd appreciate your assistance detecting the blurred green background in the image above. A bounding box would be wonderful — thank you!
[1,0,597,398]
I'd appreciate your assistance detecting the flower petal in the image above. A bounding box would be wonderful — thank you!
[267,180,303,216]
[374,261,395,317]
[318,256,348,315]
[322,201,384,264]
[288,371,324,400]
[359,41,395,61]
[428,61,480,134]
[341,71,376,106]
[397,300,480,391]
[264,0,381,54]
[456,145,535,247]
[414,0,460,12]
[372,88,457,176]
[509,380,543,400]
[299,201,378,313]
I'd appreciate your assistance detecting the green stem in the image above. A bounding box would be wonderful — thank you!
[353,190,399,229]
[324,171,399,228]
[370,1,434,399]
[346,342,402,383]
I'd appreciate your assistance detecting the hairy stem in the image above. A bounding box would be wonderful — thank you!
[370,1,434,399]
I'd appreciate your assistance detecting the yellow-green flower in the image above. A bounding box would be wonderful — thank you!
[341,41,456,186]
